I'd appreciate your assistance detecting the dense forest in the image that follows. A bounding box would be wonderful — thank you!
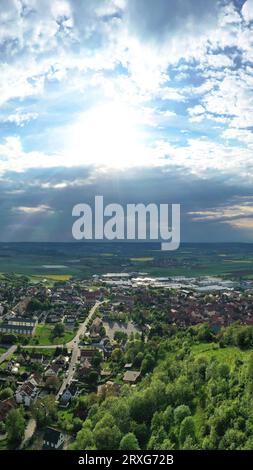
[3,323,253,450]
[68,323,253,450]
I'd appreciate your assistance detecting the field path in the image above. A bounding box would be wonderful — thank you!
[20,418,36,449]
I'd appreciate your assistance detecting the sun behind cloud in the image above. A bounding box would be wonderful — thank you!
[63,101,152,169]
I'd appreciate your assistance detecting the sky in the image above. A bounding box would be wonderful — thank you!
[0,0,253,242]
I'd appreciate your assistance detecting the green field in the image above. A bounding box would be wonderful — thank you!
[191,342,251,364]
[130,257,154,262]
[28,325,77,346]
[22,347,56,357]
[29,274,72,282]
[0,242,252,279]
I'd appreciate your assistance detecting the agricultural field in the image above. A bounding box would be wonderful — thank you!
[0,242,252,279]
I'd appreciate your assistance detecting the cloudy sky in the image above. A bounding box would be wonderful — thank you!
[1,0,253,242]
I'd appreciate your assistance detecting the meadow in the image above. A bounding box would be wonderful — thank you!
[27,325,77,346]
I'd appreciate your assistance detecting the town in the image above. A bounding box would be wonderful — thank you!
[0,271,253,450]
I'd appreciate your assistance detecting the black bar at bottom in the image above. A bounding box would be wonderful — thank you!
[0,450,252,467]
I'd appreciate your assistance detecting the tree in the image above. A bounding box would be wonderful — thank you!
[174,405,191,426]
[32,395,57,427]
[173,376,194,406]
[111,348,123,363]
[235,326,253,349]
[196,324,214,342]
[0,387,13,400]
[73,428,95,450]
[133,351,144,368]
[247,353,253,381]
[114,331,128,344]
[86,370,99,386]
[141,354,155,375]
[163,405,173,432]
[119,433,140,450]
[45,375,60,391]
[74,397,89,420]
[27,298,43,312]
[73,417,83,433]
[179,417,196,446]
[109,399,130,434]
[94,425,121,450]
[130,421,149,448]
[52,323,65,338]
[1,334,17,344]
[148,426,167,450]
[93,413,122,450]
[92,352,103,369]
[218,364,230,379]
[0,422,6,434]
[129,391,156,423]
[221,428,245,450]
[182,436,198,449]
[160,438,175,450]
[6,409,25,446]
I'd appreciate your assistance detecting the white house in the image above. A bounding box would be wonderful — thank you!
[15,376,39,407]
[43,427,65,450]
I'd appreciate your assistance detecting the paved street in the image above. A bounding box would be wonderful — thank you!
[0,345,17,364]
[56,301,101,400]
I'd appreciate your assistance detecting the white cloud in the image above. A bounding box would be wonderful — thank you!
[188,104,206,116]
[200,69,253,130]
[159,87,185,102]
[229,218,253,230]
[0,0,234,107]
[156,137,253,183]
[205,53,234,68]
[0,110,38,126]
[189,203,253,222]
[222,127,253,146]
[189,198,253,234]
[242,0,253,22]
[12,205,54,215]
[0,0,253,190]
[0,136,63,174]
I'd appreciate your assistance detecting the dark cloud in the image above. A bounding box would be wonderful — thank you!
[0,165,252,242]
[126,0,219,42]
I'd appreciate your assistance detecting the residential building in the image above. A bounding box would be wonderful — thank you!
[123,370,141,385]
[43,427,65,450]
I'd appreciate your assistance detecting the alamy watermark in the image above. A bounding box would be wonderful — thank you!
[72,196,180,251]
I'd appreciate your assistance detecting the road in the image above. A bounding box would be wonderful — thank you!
[20,418,36,449]
[21,301,101,350]
[0,345,17,364]
[56,301,101,400]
